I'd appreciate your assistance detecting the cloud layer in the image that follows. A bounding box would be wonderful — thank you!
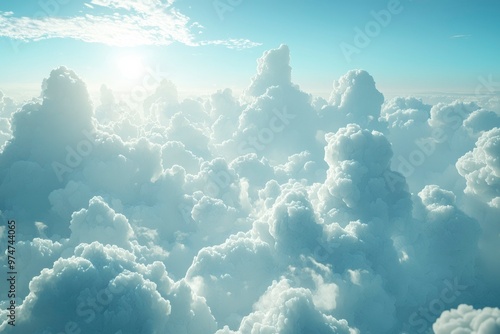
[1,45,499,334]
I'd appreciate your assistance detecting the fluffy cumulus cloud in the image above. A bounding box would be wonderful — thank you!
[0,91,17,148]
[217,280,357,334]
[457,128,500,208]
[1,45,500,334]
[2,242,216,334]
[433,304,500,334]
[327,69,385,132]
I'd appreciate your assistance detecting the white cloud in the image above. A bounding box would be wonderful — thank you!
[68,196,135,250]
[457,127,500,208]
[246,44,294,97]
[433,304,500,333]
[217,279,357,334]
[1,45,499,334]
[450,34,472,39]
[0,2,260,49]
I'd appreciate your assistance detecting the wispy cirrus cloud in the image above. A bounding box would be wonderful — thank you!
[450,34,472,39]
[0,0,261,49]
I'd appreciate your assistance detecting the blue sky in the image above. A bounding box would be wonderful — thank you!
[1,0,499,99]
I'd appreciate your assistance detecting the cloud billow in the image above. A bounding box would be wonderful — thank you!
[1,45,500,334]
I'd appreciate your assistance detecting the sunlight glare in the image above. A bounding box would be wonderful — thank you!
[116,54,146,80]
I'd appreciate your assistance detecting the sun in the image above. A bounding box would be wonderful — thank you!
[116,54,146,80]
